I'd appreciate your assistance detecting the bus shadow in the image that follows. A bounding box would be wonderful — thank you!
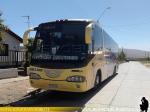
[6,73,118,111]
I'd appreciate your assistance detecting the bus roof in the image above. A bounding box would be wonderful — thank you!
[65,19,93,22]
[39,19,94,26]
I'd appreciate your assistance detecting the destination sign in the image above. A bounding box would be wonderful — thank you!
[32,53,79,61]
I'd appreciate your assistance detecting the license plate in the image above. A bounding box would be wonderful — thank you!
[49,84,58,89]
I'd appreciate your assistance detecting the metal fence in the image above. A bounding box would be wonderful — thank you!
[0,50,26,68]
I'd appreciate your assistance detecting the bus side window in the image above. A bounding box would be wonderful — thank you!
[93,25,103,51]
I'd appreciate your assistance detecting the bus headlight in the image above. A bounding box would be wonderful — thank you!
[29,72,41,79]
[66,76,85,82]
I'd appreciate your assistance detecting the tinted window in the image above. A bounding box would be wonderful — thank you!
[93,24,103,50]
[31,21,89,61]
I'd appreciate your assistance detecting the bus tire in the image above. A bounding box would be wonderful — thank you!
[94,70,101,88]
[113,66,117,75]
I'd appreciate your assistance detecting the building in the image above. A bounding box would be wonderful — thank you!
[0,29,25,68]
[1,29,23,50]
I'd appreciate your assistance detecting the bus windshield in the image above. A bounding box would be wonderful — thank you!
[32,21,89,61]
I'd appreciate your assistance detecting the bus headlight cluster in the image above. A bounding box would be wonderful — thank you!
[66,76,85,82]
[29,72,41,79]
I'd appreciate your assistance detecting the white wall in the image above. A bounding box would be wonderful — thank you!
[1,31,21,50]
[0,31,23,67]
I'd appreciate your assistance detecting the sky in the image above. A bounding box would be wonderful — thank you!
[0,0,150,51]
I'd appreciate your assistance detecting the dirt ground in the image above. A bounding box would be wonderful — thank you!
[0,78,35,105]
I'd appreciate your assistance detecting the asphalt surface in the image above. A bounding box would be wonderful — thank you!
[2,62,150,112]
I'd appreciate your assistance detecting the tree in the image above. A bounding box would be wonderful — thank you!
[0,12,7,42]
[0,12,3,41]
[118,48,126,61]
[147,53,150,61]
[22,38,34,74]
[26,38,34,52]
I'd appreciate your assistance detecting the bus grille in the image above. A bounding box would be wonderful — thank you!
[44,69,62,78]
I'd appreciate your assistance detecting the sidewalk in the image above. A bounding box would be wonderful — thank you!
[0,68,18,79]
[82,62,150,112]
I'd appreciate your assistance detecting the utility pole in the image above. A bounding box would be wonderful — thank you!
[22,15,30,38]
[97,7,111,50]
[97,7,111,23]
[22,16,30,75]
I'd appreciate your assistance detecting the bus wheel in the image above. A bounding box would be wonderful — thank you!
[113,66,117,75]
[94,70,101,87]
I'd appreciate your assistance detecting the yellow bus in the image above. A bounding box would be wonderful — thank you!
[23,19,119,92]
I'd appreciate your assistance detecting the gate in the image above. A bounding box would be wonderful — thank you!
[0,50,26,68]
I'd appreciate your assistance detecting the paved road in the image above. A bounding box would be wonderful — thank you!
[82,61,150,112]
[4,62,150,112]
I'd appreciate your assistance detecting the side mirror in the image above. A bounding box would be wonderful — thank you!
[85,23,93,44]
[23,28,35,46]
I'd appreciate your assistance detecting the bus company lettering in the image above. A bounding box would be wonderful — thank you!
[32,53,79,60]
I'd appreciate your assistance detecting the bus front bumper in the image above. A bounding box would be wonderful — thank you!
[30,79,88,92]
